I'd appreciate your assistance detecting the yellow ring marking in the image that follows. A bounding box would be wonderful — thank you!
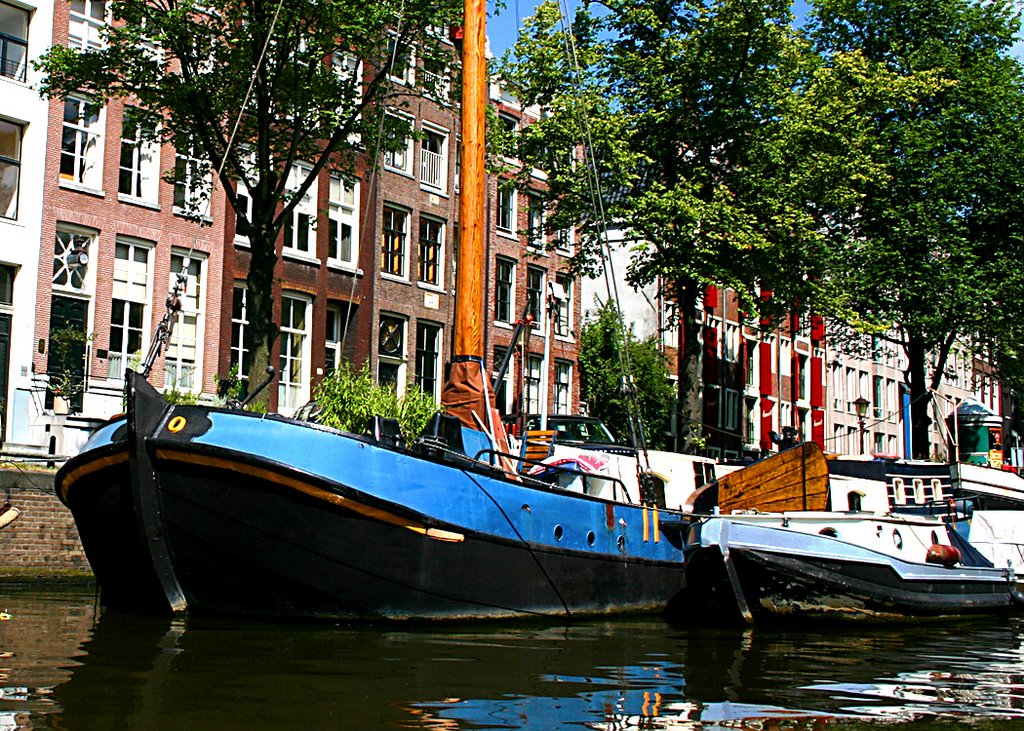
[167,416,187,433]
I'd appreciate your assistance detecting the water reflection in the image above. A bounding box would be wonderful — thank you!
[3,587,1024,729]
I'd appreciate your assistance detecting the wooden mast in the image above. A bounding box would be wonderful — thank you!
[453,0,486,358]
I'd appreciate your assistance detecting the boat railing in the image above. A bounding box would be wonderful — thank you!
[474,448,633,503]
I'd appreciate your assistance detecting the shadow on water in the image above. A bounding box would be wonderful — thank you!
[4,587,1024,729]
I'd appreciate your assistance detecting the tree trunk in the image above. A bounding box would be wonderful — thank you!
[904,332,932,460]
[674,278,703,453]
[244,224,281,412]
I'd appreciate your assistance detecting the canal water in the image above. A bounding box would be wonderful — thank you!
[2,584,1024,730]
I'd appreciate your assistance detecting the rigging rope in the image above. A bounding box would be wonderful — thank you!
[551,0,656,496]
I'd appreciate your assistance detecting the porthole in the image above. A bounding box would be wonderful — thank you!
[554,525,563,542]
[586,530,596,547]
[617,535,626,553]
[819,527,839,538]
[931,530,939,545]
[893,529,903,550]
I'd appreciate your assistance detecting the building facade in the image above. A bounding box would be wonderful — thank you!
[6,13,582,456]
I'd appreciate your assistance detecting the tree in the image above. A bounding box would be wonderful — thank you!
[38,0,461,407]
[578,301,675,450]
[499,0,929,450]
[808,0,1024,458]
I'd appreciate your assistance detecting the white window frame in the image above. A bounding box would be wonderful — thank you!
[60,96,104,189]
[53,226,94,294]
[108,237,152,381]
[118,109,160,203]
[325,303,344,373]
[526,266,546,332]
[527,193,545,250]
[414,320,442,400]
[525,354,542,413]
[283,162,317,258]
[495,257,516,325]
[417,215,445,288]
[381,204,409,280]
[377,313,407,395]
[384,112,414,175]
[278,292,311,412]
[230,282,251,381]
[0,3,29,82]
[0,118,21,219]
[173,141,212,217]
[386,34,415,85]
[554,360,571,414]
[419,123,449,193]
[554,273,572,338]
[328,173,359,268]
[164,251,206,394]
[497,186,516,234]
[68,0,106,51]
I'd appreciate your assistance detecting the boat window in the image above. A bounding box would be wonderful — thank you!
[911,478,924,504]
[893,529,903,550]
[890,478,903,504]
[553,525,563,542]
[846,492,863,512]
[819,527,839,538]
[586,531,595,547]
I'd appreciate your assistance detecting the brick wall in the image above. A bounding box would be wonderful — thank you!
[0,468,90,576]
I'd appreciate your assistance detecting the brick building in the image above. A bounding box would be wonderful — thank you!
[2,8,581,456]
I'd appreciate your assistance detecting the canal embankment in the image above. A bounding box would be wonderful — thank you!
[0,465,93,582]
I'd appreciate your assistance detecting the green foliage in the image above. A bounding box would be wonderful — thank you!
[578,301,675,450]
[163,387,199,406]
[313,363,440,444]
[47,326,90,403]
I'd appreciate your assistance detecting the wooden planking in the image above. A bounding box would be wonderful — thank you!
[717,442,829,513]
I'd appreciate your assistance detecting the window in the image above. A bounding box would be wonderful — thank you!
[108,239,150,380]
[0,3,28,82]
[415,321,442,399]
[418,216,444,287]
[230,283,252,381]
[525,354,542,413]
[377,314,406,391]
[325,303,346,373]
[384,114,413,174]
[798,353,808,401]
[381,205,408,278]
[164,252,205,393]
[554,273,572,337]
[118,109,159,202]
[419,126,448,192]
[331,51,362,120]
[555,227,573,255]
[527,194,544,249]
[53,227,93,292]
[386,34,415,85]
[173,142,211,217]
[278,293,311,411]
[723,388,739,430]
[498,112,519,157]
[283,163,316,256]
[724,323,739,362]
[494,346,512,414]
[421,52,450,102]
[0,119,20,219]
[873,375,884,419]
[495,257,515,324]
[328,173,358,267]
[61,97,103,188]
[526,266,545,328]
[68,0,105,51]
[497,186,515,233]
[233,177,253,246]
[554,360,571,413]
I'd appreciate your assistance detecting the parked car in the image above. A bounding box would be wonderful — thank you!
[511,414,634,452]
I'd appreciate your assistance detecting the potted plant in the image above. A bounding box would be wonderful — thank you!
[48,326,90,414]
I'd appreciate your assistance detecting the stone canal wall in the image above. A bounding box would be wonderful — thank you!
[0,466,91,577]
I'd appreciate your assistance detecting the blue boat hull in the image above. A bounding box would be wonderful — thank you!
[56,374,690,620]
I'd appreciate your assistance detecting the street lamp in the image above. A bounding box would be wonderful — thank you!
[854,396,870,455]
